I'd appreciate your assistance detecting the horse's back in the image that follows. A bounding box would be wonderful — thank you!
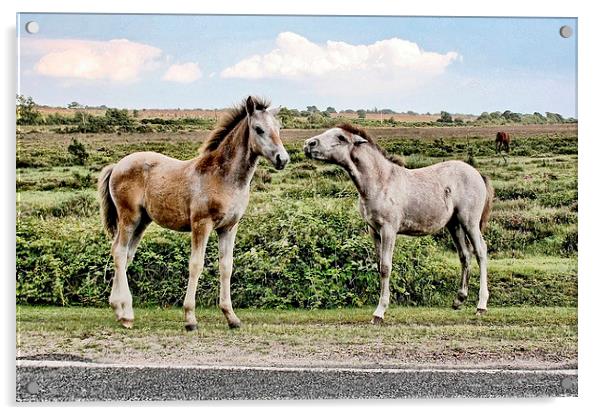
[412,160,486,209]
[113,151,187,173]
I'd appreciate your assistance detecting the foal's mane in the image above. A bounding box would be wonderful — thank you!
[200,97,270,154]
[338,123,405,167]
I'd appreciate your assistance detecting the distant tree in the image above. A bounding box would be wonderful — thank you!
[68,138,89,165]
[132,109,140,118]
[454,117,464,124]
[546,112,565,123]
[406,110,418,116]
[16,95,43,125]
[501,110,522,123]
[278,107,296,127]
[68,101,81,109]
[308,112,324,125]
[509,112,522,123]
[357,109,367,119]
[306,105,319,113]
[437,111,453,123]
[105,108,133,126]
[533,112,545,119]
[477,112,491,122]
[321,111,331,118]
[326,106,336,113]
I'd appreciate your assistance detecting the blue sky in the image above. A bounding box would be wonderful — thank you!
[17,13,577,116]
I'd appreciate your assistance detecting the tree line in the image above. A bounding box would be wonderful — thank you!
[16,95,576,130]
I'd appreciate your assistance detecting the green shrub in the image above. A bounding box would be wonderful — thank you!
[16,203,450,308]
[67,139,89,165]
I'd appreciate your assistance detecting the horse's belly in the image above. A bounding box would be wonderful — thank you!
[399,217,448,236]
[398,203,453,235]
[143,185,191,231]
[146,201,191,232]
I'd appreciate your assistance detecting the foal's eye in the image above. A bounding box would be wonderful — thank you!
[254,126,264,135]
[337,135,347,142]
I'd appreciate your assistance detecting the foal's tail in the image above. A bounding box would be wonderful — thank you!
[98,164,118,239]
[480,174,494,233]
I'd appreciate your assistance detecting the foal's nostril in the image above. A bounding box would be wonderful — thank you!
[275,153,286,170]
[309,140,317,147]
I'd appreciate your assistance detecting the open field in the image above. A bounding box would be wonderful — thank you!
[16,306,577,368]
[17,124,577,310]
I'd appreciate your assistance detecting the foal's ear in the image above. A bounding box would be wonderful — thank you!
[245,96,256,116]
[351,134,368,145]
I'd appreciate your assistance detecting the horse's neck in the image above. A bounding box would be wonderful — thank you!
[197,123,258,187]
[226,128,258,186]
[345,146,401,199]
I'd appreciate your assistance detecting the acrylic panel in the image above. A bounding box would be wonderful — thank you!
[16,13,578,401]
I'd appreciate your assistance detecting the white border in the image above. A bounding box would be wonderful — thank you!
[4,0,601,413]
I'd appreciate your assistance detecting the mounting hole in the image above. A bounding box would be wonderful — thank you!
[26,380,39,394]
[25,21,39,34]
[559,25,573,38]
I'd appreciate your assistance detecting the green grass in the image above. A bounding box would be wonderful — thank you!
[16,130,578,308]
[16,305,577,367]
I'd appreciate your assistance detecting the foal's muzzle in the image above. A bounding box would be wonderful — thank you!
[303,138,318,158]
[274,152,289,170]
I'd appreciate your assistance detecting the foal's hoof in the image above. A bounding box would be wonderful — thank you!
[452,299,463,310]
[371,316,384,325]
[184,323,198,332]
[119,318,134,329]
[228,320,242,329]
[476,308,487,316]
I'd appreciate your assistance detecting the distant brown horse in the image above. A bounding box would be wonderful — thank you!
[98,96,289,330]
[495,131,510,153]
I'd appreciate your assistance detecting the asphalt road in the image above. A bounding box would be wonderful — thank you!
[16,360,578,401]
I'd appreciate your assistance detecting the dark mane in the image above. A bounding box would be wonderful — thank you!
[338,123,405,167]
[200,97,270,154]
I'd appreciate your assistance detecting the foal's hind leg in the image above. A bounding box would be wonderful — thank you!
[368,226,381,267]
[127,216,151,267]
[447,220,472,309]
[464,224,489,315]
[183,220,212,331]
[110,220,136,328]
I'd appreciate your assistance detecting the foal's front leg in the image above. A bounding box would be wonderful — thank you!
[183,221,212,331]
[217,224,241,329]
[372,225,396,325]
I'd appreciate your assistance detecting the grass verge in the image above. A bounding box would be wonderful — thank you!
[17,306,577,369]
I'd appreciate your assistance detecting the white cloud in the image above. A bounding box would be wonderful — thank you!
[221,32,459,82]
[162,62,202,83]
[26,38,163,82]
